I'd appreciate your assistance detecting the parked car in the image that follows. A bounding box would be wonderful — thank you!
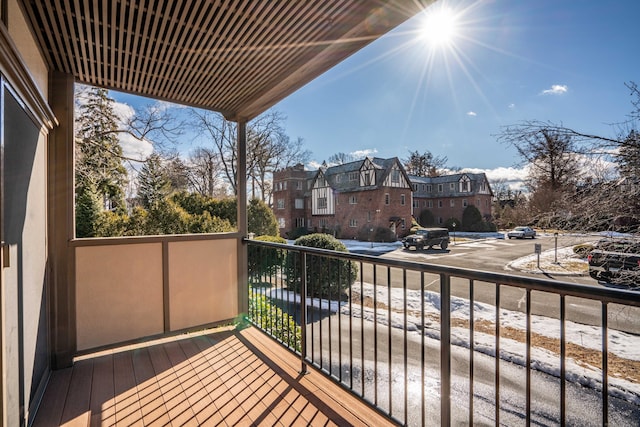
[402,228,450,250]
[587,238,640,287]
[507,226,536,239]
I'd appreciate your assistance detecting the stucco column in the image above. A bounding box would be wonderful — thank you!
[48,72,76,369]
[236,120,248,314]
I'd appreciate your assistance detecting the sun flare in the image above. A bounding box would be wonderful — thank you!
[420,7,459,47]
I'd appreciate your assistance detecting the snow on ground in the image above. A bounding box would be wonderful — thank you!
[262,283,640,405]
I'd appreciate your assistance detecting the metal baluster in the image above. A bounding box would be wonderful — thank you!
[388,266,393,416]
[421,272,425,427]
[469,280,475,425]
[440,273,451,426]
[602,302,609,426]
[526,288,531,427]
[560,295,566,426]
[300,251,307,373]
[403,268,408,424]
[495,284,501,426]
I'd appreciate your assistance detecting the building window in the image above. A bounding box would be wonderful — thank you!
[318,197,327,209]
[450,183,455,191]
[401,218,406,229]
[349,219,358,228]
[438,200,443,208]
[295,198,304,209]
[460,176,471,192]
[413,184,418,191]
[319,218,328,228]
[385,193,390,205]
[276,199,285,209]
[283,181,287,190]
[438,217,443,224]
[391,169,400,183]
[336,174,342,183]
[438,184,443,192]
[296,180,302,189]
[450,200,455,207]
[295,218,305,228]
[278,218,285,228]
[401,194,406,205]
[367,211,372,222]
[349,195,357,204]
[426,184,432,192]
[477,198,481,206]
[463,199,468,207]
[428,200,433,208]
[413,200,419,208]
[349,171,359,181]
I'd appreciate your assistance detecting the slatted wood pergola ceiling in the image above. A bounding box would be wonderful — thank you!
[22,0,431,122]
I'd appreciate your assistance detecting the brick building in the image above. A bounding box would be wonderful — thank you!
[410,173,493,226]
[272,160,494,239]
[273,158,412,239]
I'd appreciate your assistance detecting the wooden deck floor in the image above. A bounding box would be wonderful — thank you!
[33,326,395,426]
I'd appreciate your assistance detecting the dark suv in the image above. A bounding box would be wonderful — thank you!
[402,228,450,251]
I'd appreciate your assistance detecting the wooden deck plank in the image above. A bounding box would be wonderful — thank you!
[33,326,396,427]
[59,359,93,427]
[113,351,144,425]
[89,355,115,427]
[131,348,171,426]
[32,368,72,427]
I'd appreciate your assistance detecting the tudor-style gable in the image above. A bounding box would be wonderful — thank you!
[380,158,411,189]
[311,170,335,215]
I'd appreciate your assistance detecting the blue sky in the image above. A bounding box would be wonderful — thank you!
[111,0,640,186]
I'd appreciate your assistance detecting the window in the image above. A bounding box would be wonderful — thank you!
[349,219,358,228]
[276,199,285,209]
[319,218,328,228]
[391,169,400,183]
[412,184,418,191]
[318,197,327,209]
[450,183,455,191]
[463,199,468,207]
[413,200,419,208]
[428,200,433,208]
[477,198,481,206]
[295,198,304,209]
[367,211,372,222]
[349,195,357,204]
[296,181,302,189]
[401,194,406,205]
[283,181,287,190]
[385,193,390,205]
[349,171,359,181]
[336,174,342,183]
[401,218,406,229]
[426,184,432,192]
[278,217,285,228]
[438,200,443,208]
[450,200,455,207]
[438,217,443,224]
[459,176,471,192]
[479,181,487,192]
[295,218,305,228]
[438,184,443,192]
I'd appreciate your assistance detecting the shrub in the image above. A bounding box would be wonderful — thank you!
[287,233,358,298]
[356,225,395,242]
[93,211,127,237]
[418,209,435,228]
[248,198,278,236]
[444,217,460,231]
[248,294,301,351]
[248,235,288,279]
[188,211,234,233]
[461,206,483,231]
[287,227,310,240]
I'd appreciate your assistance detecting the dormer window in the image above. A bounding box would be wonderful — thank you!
[459,175,471,192]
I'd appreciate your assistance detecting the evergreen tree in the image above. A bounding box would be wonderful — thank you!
[248,198,278,236]
[138,153,171,209]
[75,86,128,213]
[75,181,102,237]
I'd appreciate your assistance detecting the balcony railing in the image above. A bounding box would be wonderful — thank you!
[246,239,640,426]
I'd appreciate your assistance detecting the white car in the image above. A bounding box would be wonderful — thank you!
[507,226,536,239]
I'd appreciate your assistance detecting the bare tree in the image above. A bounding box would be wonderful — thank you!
[403,150,448,177]
[327,152,357,165]
[187,147,227,197]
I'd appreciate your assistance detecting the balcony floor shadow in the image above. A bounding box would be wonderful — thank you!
[33,325,395,426]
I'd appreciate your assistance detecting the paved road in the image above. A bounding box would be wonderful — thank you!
[359,234,640,335]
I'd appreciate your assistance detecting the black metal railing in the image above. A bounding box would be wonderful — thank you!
[246,239,640,426]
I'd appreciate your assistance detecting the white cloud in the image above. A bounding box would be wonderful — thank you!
[350,148,378,158]
[466,111,477,117]
[508,103,516,109]
[461,166,529,191]
[119,133,153,161]
[541,84,568,95]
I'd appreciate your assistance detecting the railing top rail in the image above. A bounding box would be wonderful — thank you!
[245,238,640,307]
